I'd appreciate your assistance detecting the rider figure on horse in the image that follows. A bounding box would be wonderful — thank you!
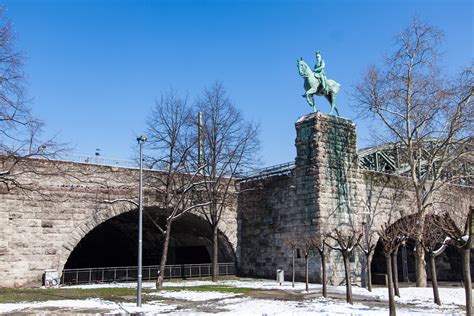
[313,51,328,94]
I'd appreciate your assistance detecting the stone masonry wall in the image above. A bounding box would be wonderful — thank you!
[0,159,238,287]
[238,112,473,285]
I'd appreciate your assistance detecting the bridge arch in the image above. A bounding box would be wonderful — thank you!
[59,203,235,273]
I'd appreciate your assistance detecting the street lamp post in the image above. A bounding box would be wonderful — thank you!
[136,135,147,307]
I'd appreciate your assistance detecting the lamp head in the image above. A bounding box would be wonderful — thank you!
[137,135,147,143]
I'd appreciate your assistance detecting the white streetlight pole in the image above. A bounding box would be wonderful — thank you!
[136,135,147,307]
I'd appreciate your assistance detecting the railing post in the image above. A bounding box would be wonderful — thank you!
[76,270,79,285]
[89,269,92,284]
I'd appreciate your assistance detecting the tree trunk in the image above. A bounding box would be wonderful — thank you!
[392,248,400,297]
[386,254,396,316]
[367,252,374,292]
[292,248,295,288]
[415,240,427,287]
[305,254,309,292]
[461,247,472,316]
[212,224,219,282]
[343,254,353,304]
[321,254,327,297]
[156,223,172,289]
[429,254,441,305]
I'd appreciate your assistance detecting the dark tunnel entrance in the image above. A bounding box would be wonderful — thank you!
[64,208,235,269]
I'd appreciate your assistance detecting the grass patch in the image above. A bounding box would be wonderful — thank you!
[0,287,157,304]
[0,282,253,303]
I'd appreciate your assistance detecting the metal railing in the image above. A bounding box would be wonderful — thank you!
[239,161,295,181]
[56,153,139,169]
[61,262,235,285]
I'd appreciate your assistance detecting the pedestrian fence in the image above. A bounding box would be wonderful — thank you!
[60,262,235,285]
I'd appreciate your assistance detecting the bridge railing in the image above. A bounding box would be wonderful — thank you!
[238,161,295,181]
[56,153,139,169]
[61,262,236,285]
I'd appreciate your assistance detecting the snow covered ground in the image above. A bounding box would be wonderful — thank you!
[0,278,468,315]
[148,290,240,301]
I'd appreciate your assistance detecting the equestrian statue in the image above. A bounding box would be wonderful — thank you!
[297,51,340,116]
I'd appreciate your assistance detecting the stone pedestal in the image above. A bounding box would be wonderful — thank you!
[294,112,360,283]
[295,112,358,228]
[238,112,362,284]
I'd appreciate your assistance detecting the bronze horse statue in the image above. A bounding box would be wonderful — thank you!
[297,58,340,116]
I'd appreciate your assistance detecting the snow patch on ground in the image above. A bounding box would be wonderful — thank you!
[212,297,389,316]
[332,285,467,307]
[149,290,240,301]
[3,279,467,315]
[67,278,321,291]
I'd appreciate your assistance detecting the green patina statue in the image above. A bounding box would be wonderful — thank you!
[297,51,340,116]
[313,51,328,94]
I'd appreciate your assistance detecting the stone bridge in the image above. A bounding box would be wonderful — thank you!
[1,113,472,287]
[0,160,237,287]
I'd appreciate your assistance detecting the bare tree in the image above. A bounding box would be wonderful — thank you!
[196,82,260,282]
[296,235,315,292]
[421,215,448,305]
[393,244,404,297]
[0,7,62,190]
[358,194,385,292]
[285,236,299,288]
[354,18,473,287]
[379,215,417,316]
[327,228,362,304]
[310,233,331,297]
[432,194,472,315]
[144,90,211,289]
[358,226,377,292]
[378,223,399,316]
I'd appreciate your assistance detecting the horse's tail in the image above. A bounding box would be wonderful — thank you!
[328,80,340,95]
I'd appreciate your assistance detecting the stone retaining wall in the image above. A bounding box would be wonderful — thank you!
[0,160,237,287]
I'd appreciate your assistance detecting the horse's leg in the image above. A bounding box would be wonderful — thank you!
[306,94,312,107]
[332,93,340,116]
[325,94,334,115]
[306,87,317,111]
[326,92,339,116]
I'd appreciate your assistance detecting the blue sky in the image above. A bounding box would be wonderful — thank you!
[3,0,472,166]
